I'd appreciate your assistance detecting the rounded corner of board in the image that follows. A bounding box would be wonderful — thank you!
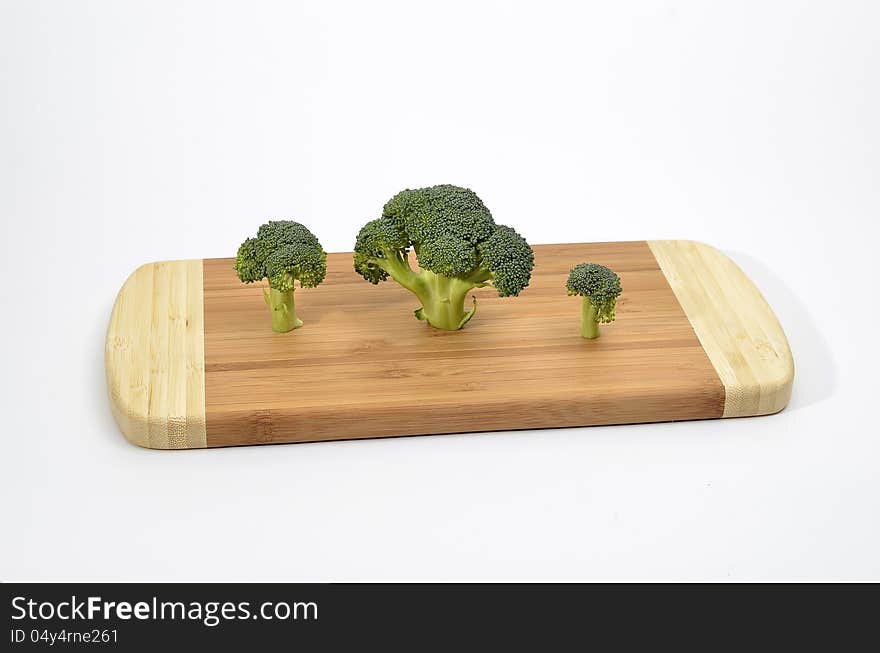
[105,259,208,450]
[647,239,795,419]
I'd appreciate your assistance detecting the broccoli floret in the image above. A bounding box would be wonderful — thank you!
[353,217,410,285]
[566,263,622,339]
[353,185,534,330]
[234,220,326,332]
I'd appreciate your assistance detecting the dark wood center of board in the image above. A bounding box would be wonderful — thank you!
[202,241,724,446]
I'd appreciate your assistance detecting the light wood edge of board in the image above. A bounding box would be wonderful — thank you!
[648,240,794,418]
[105,259,207,449]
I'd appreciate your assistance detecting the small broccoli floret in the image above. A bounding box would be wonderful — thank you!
[353,217,410,285]
[354,185,535,330]
[234,220,326,332]
[478,225,534,297]
[234,237,264,283]
[417,233,477,278]
[566,263,622,339]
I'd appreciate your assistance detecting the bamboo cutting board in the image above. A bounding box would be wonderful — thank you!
[105,241,794,449]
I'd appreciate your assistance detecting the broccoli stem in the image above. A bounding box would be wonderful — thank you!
[377,249,422,294]
[414,271,477,330]
[266,287,303,333]
[376,250,487,330]
[581,297,600,339]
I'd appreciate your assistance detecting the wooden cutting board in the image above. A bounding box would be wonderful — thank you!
[105,241,794,449]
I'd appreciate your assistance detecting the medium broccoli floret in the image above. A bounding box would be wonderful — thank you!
[353,217,410,285]
[353,185,534,330]
[234,220,326,332]
[566,263,622,339]
[478,225,536,298]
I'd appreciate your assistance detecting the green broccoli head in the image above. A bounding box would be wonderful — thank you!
[353,217,409,284]
[477,225,534,297]
[234,220,326,333]
[235,220,327,292]
[353,185,534,330]
[265,244,327,291]
[234,237,264,284]
[566,262,622,323]
[416,233,478,278]
[382,184,496,246]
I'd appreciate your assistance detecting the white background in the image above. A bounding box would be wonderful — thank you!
[2,0,878,581]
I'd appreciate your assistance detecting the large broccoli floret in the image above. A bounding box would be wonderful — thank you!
[234,220,326,332]
[353,185,534,330]
[565,262,622,339]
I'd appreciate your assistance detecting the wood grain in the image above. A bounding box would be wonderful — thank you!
[105,260,206,449]
[648,240,794,417]
[105,241,794,449]
[201,242,725,446]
